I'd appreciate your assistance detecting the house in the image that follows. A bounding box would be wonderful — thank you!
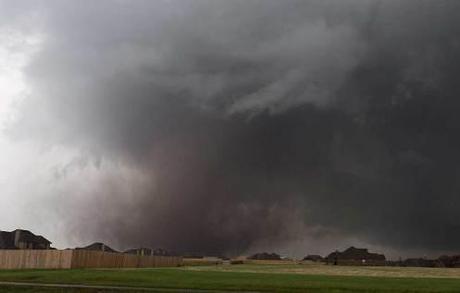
[437,255,460,268]
[152,248,173,256]
[75,242,118,253]
[401,258,436,267]
[0,229,51,250]
[303,254,324,262]
[326,246,386,265]
[125,247,155,256]
[248,252,281,260]
[124,248,173,256]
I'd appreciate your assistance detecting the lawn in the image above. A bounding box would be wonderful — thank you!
[183,262,460,278]
[0,286,104,292]
[1,263,460,292]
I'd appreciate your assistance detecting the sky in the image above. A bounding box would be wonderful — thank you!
[1,0,460,259]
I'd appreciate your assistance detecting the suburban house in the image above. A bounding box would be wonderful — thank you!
[75,242,118,253]
[437,255,460,268]
[248,252,281,260]
[326,246,386,265]
[124,248,172,256]
[125,247,155,256]
[0,229,51,250]
[303,254,324,262]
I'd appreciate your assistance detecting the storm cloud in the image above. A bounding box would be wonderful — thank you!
[3,0,460,257]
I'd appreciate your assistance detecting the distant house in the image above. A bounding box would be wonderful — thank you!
[401,258,436,267]
[326,247,386,265]
[125,247,154,256]
[152,248,174,256]
[437,255,460,268]
[303,254,324,262]
[0,229,51,250]
[124,248,173,256]
[75,242,118,253]
[248,252,281,260]
[404,255,460,268]
[385,255,460,268]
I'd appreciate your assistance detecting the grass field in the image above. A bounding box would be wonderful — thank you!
[1,263,460,292]
[184,262,460,279]
[0,286,104,292]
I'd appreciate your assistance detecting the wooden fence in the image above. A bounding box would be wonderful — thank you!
[0,250,182,270]
[70,250,182,268]
[0,250,72,269]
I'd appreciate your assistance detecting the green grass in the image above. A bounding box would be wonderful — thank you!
[0,286,110,292]
[1,264,460,292]
[182,263,460,279]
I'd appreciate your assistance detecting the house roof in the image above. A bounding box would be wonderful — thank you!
[327,246,385,261]
[76,242,118,253]
[0,229,51,249]
[13,229,52,244]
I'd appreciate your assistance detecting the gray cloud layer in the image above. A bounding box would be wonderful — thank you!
[4,0,460,256]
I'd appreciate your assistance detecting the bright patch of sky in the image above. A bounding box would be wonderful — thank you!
[0,28,143,249]
[0,28,72,246]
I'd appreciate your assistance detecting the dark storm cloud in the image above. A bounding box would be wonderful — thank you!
[6,0,460,255]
